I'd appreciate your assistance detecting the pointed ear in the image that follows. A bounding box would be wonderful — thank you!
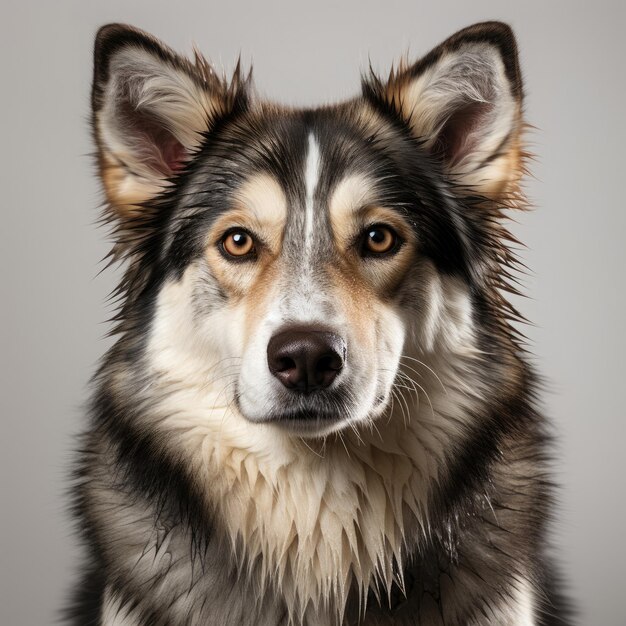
[366,22,524,198]
[92,24,238,217]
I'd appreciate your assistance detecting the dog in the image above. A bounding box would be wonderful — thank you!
[67,21,571,625]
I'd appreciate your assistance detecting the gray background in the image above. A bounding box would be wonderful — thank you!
[1,0,624,624]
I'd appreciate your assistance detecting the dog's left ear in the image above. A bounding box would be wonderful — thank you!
[366,22,524,198]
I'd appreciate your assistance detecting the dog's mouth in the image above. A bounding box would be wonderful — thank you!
[261,410,346,436]
[235,384,358,437]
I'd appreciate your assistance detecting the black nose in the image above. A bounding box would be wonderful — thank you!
[267,328,345,393]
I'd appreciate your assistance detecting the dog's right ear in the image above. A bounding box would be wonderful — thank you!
[92,24,241,220]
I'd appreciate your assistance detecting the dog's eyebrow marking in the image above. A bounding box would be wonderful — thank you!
[327,174,378,245]
[329,175,376,220]
[234,173,288,232]
[304,133,320,255]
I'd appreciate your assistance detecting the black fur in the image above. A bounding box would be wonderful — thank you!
[68,21,572,625]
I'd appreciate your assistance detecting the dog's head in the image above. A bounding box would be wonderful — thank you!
[92,23,524,439]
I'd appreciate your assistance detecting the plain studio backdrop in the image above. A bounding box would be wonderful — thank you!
[1,1,624,624]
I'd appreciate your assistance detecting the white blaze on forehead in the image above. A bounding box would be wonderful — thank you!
[304,133,321,253]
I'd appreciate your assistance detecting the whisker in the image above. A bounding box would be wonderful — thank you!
[298,435,327,459]
[399,355,448,395]
[400,371,435,418]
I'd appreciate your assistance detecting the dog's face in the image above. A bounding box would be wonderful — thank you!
[202,127,412,436]
[92,23,523,439]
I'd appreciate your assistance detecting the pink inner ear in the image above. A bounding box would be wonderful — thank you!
[434,101,493,167]
[124,101,189,176]
[162,138,187,173]
[141,127,187,175]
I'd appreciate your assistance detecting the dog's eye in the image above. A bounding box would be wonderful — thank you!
[221,229,256,258]
[361,225,400,256]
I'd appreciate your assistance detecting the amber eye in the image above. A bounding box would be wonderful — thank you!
[362,225,399,256]
[221,229,256,258]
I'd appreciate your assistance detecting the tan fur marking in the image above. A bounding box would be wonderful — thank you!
[232,173,289,245]
[328,176,417,295]
[326,261,376,347]
[241,262,281,343]
[99,151,167,218]
[327,174,377,245]
[205,173,288,297]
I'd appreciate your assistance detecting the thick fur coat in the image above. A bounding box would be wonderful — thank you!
[68,21,571,625]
